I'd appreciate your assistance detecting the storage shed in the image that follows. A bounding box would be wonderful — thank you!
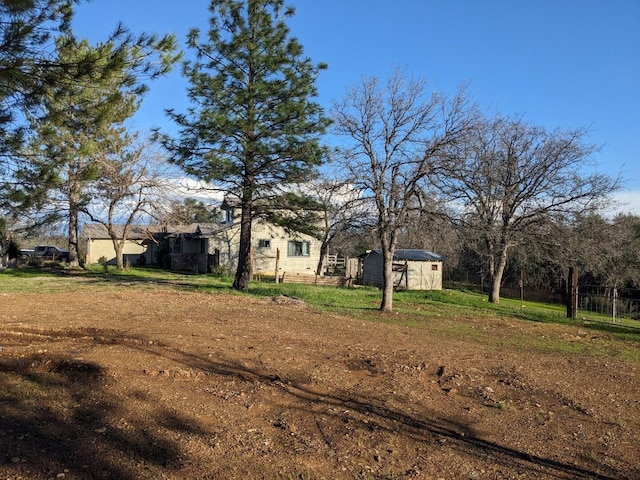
[361,249,444,290]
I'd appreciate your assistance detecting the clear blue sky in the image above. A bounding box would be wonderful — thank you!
[73,0,640,213]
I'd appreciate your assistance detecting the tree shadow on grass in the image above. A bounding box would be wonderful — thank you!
[1,265,234,294]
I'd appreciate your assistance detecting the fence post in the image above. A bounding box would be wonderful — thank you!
[249,246,254,280]
[566,267,578,319]
[519,270,524,311]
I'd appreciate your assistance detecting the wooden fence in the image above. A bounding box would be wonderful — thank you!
[281,272,353,287]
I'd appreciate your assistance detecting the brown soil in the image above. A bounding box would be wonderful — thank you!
[0,282,639,479]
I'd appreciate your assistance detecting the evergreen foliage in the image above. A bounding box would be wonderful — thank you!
[1,0,74,242]
[1,1,179,265]
[161,197,222,225]
[162,0,330,290]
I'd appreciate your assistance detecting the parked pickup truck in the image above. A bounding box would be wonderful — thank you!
[32,245,70,262]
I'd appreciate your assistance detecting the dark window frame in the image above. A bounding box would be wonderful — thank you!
[287,240,310,257]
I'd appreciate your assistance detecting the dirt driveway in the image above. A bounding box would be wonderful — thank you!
[1,283,639,479]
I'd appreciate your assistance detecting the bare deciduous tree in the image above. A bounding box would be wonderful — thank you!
[332,69,474,311]
[395,197,461,274]
[157,197,221,226]
[83,134,174,270]
[434,114,619,304]
[571,212,640,288]
[303,164,371,275]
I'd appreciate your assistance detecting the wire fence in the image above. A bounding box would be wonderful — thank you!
[577,285,640,327]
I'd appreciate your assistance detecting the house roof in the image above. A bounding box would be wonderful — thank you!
[81,223,232,240]
[221,195,241,209]
[167,222,235,238]
[367,249,445,262]
[81,224,162,240]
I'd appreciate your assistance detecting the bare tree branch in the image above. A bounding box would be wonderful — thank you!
[332,68,476,311]
[433,114,620,303]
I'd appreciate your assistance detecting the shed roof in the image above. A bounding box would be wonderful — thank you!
[369,249,445,262]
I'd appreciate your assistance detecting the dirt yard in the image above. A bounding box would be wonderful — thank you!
[0,280,639,479]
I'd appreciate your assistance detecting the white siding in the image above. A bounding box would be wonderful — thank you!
[84,219,322,276]
[207,221,320,276]
[406,261,443,290]
[86,239,153,265]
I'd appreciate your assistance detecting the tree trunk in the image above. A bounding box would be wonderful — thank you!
[380,247,395,312]
[67,185,81,267]
[488,247,509,304]
[113,240,124,270]
[233,192,253,291]
[488,275,501,304]
[316,238,329,276]
[106,224,125,270]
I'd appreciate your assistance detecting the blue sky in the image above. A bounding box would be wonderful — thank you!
[73,0,640,213]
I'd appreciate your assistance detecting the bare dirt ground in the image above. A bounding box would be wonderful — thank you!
[1,280,639,479]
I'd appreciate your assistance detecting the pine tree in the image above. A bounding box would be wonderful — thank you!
[1,0,73,242]
[13,31,177,266]
[162,0,330,290]
[40,38,139,266]
[1,1,178,257]
[0,0,73,154]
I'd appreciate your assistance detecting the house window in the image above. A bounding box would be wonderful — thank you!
[172,236,182,254]
[225,209,234,223]
[258,239,271,248]
[431,264,438,271]
[288,240,310,257]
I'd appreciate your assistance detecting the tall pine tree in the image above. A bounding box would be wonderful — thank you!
[0,0,73,157]
[35,38,139,266]
[2,1,178,260]
[162,0,330,290]
[0,0,73,248]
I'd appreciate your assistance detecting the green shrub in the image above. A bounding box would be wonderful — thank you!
[97,255,110,273]
[210,265,233,280]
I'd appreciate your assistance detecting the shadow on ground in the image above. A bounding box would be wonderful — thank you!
[0,326,209,479]
[0,324,633,479]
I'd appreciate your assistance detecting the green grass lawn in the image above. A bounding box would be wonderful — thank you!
[2,264,638,342]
